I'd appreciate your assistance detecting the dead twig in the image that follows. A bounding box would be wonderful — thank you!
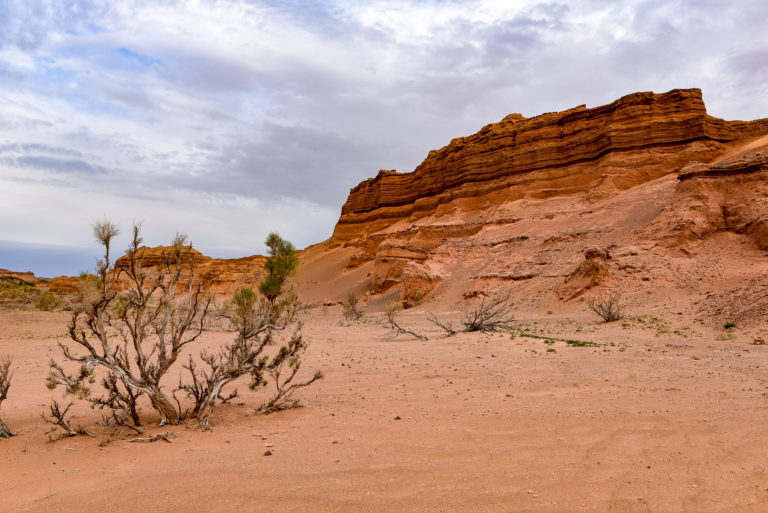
[426,313,459,337]
[128,431,177,443]
[384,302,428,341]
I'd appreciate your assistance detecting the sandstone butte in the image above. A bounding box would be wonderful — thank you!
[42,88,768,327]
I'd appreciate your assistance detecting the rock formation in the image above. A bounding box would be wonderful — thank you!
[311,89,768,310]
[333,89,768,242]
[0,269,36,284]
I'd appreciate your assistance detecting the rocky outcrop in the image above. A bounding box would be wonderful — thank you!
[0,269,36,284]
[315,89,768,307]
[333,89,768,241]
[112,246,267,296]
[44,247,267,298]
[647,147,768,252]
[558,248,614,301]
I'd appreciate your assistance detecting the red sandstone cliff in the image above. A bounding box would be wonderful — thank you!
[291,88,768,326]
[333,89,768,241]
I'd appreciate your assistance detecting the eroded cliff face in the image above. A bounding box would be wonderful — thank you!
[298,88,768,320]
[646,145,768,253]
[333,89,768,242]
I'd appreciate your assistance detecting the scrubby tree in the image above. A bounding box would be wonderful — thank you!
[48,221,212,426]
[180,233,322,429]
[47,223,322,433]
[259,232,298,303]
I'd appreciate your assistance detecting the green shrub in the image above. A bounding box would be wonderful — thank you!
[723,322,736,330]
[0,277,38,304]
[35,292,61,311]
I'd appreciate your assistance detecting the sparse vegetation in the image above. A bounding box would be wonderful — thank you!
[0,276,38,305]
[342,292,364,320]
[724,321,736,329]
[35,291,61,311]
[585,290,623,322]
[0,356,13,438]
[384,301,427,341]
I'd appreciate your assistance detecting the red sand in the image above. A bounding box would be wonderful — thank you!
[2,308,768,512]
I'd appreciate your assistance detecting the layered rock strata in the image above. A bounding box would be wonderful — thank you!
[333,89,768,242]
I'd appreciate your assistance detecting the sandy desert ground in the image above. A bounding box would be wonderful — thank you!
[2,305,768,513]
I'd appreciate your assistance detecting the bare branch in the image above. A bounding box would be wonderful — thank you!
[383,301,428,341]
[41,401,94,442]
[427,313,459,336]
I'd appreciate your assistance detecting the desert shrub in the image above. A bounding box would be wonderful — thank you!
[35,292,61,311]
[47,223,322,433]
[342,292,364,320]
[723,322,736,329]
[585,291,623,322]
[0,356,13,438]
[461,293,515,332]
[427,292,515,335]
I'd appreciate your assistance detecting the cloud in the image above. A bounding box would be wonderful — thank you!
[1,0,768,276]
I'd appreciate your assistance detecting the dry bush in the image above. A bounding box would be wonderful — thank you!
[383,301,427,341]
[48,222,210,427]
[462,293,515,332]
[0,356,13,438]
[48,223,322,434]
[429,293,515,335]
[585,291,623,322]
[41,400,94,441]
[48,221,322,433]
[342,292,364,321]
[180,286,322,429]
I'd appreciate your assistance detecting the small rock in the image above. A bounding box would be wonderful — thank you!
[394,416,401,420]
[264,450,272,456]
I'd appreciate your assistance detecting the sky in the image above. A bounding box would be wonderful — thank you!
[1,0,767,277]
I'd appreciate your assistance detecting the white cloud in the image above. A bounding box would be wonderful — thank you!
[1,0,768,275]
